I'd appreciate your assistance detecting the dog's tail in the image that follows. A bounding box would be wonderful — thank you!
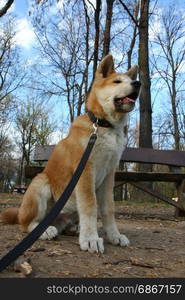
[1,207,19,225]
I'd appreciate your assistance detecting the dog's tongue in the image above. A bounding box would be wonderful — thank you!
[116,97,135,104]
[123,97,135,103]
[116,96,136,104]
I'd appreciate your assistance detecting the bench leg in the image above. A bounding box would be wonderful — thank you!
[174,180,185,218]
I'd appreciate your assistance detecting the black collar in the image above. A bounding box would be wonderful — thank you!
[87,111,113,128]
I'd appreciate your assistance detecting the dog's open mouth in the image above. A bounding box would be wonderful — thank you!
[114,92,138,105]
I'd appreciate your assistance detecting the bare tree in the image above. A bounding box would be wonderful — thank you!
[31,1,97,122]
[152,6,185,150]
[119,0,153,174]
[0,123,16,192]
[126,1,139,69]
[0,17,26,123]
[138,0,152,153]
[91,0,102,79]
[82,0,90,96]
[16,98,56,185]
[0,16,27,183]
[102,0,115,57]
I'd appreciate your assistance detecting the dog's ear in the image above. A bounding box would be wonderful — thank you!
[96,55,115,78]
[126,65,138,80]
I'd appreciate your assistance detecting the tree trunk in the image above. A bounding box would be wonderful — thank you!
[127,24,137,70]
[127,3,139,69]
[138,0,153,171]
[171,76,180,150]
[82,0,90,96]
[102,0,114,57]
[18,155,24,186]
[93,0,102,79]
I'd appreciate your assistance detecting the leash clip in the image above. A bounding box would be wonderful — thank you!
[92,122,98,135]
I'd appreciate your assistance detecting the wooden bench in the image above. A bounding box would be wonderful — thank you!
[25,146,185,217]
[117,147,185,217]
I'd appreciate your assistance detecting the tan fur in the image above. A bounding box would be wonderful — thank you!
[1,207,19,224]
[2,55,140,250]
[18,174,45,231]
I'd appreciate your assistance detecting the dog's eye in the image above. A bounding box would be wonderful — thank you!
[113,80,122,84]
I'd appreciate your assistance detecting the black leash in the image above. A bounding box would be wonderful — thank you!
[0,130,98,272]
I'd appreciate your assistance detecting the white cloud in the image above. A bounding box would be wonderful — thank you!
[14,18,35,49]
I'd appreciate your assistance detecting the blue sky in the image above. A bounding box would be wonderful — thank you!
[158,0,181,7]
[14,0,28,16]
[0,1,35,55]
[1,0,182,59]
[0,0,182,59]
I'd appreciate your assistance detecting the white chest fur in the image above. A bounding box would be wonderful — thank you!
[91,126,127,188]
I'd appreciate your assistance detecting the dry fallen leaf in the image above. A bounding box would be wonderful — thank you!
[130,257,163,269]
[48,248,72,256]
[14,256,32,276]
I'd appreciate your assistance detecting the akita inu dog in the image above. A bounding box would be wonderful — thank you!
[2,55,141,253]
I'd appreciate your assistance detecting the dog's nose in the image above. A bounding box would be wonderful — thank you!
[131,80,141,88]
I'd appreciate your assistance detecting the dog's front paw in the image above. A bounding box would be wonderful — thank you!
[40,226,58,240]
[80,236,104,253]
[107,233,130,247]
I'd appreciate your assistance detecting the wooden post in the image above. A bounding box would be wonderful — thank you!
[174,180,185,217]
[169,166,185,217]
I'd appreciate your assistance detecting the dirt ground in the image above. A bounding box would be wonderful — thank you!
[0,193,185,278]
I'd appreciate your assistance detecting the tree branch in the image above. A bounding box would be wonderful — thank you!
[118,0,139,27]
[0,0,14,17]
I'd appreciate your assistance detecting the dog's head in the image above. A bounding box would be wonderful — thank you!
[87,55,141,120]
